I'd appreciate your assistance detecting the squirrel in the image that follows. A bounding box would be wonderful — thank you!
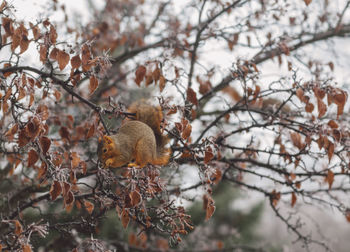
[98,101,170,168]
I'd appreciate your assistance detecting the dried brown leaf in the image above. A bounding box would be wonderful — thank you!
[145,74,153,86]
[326,170,334,189]
[327,120,338,129]
[27,149,39,167]
[182,123,192,140]
[39,45,47,62]
[59,126,70,141]
[271,190,281,207]
[81,44,92,71]
[291,192,297,207]
[317,98,327,118]
[57,50,70,70]
[130,190,142,207]
[89,75,99,94]
[64,190,75,207]
[36,104,49,120]
[5,123,18,139]
[187,87,198,106]
[203,194,215,221]
[204,147,214,164]
[305,102,314,113]
[86,124,95,139]
[14,220,23,235]
[19,34,29,54]
[296,88,304,102]
[222,86,241,101]
[121,208,130,229]
[50,180,62,201]
[290,133,303,150]
[49,47,59,60]
[22,244,32,252]
[167,106,177,115]
[2,17,14,35]
[212,168,222,185]
[70,55,81,69]
[18,128,31,147]
[159,75,166,92]
[84,200,94,214]
[49,25,57,44]
[53,89,61,101]
[39,136,51,155]
[71,152,80,169]
[31,24,40,40]
[17,87,26,101]
[328,141,334,163]
[152,68,161,82]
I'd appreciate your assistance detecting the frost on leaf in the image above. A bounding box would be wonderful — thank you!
[204,146,214,164]
[203,194,215,221]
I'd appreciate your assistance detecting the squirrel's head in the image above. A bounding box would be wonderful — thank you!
[98,135,116,159]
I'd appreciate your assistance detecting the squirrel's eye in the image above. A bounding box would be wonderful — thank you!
[103,148,107,153]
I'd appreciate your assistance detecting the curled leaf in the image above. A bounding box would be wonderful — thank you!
[89,75,99,94]
[203,194,215,221]
[64,190,75,208]
[50,180,62,201]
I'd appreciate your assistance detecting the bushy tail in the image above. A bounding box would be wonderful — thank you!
[152,147,171,166]
[127,99,171,166]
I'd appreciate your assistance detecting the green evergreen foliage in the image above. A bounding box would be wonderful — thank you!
[187,182,264,246]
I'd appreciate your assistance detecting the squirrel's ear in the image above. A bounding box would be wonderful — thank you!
[103,135,113,144]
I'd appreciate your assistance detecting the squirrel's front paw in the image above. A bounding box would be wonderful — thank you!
[105,158,114,167]
[128,162,141,169]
